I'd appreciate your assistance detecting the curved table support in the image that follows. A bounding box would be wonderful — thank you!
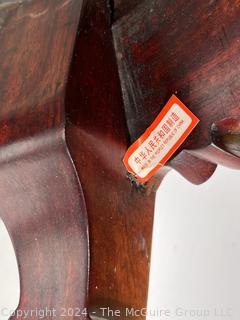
[0,129,88,320]
[66,1,240,319]
[0,1,89,319]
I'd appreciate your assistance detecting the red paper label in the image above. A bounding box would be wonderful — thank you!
[123,95,200,182]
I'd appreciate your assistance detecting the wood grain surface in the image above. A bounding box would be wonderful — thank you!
[66,1,160,319]
[113,0,240,183]
[0,1,88,319]
[1,0,240,319]
[65,0,240,319]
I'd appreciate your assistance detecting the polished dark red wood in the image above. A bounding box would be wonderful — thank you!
[66,1,240,319]
[113,0,240,183]
[0,1,88,319]
[66,1,158,318]
[1,0,240,319]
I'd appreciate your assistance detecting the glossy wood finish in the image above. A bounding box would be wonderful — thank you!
[66,1,240,319]
[113,0,240,183]
[1,128,88,320]
[0,1,88,319]
[1,0,240,319]
[66,1,160,318]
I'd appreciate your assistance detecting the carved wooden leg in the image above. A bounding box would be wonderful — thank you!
[0,130,88,320]
[0,1,89,318]
[66,1,160,318]
[66,1,240,319]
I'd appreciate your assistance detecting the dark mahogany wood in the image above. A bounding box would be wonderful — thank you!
[113,0,240,183]
[1,128,88,320]
[0,1,88,319]
[66,1,158,318]
[1,0,240,319]
[66,0,240,319]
